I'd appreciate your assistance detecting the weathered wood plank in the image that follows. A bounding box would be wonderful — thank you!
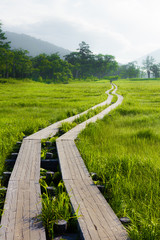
[0,84,126,240]
[0,139,46,240]
[10,140,41,182]
[65,178,126,240]
[26,86,113,141]
[56,85,129,240]
[0,181,18,240]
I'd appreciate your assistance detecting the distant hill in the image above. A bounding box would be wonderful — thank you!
[5,31,71,59]
[136,49,160,66]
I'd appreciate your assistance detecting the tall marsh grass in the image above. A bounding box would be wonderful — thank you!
[76,79,160,239]
[0,78,110,176]
[40,180,80,239]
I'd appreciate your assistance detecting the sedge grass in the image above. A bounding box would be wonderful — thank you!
[0,78,110,176]
[76,79,160,240]
[40,180,80,239]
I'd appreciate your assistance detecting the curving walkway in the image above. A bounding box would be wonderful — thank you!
[56,84,129,239]
[0,84,129,240]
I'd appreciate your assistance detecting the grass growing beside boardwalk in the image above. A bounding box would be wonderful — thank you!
[0,78,110,175]
[76,79,160,240]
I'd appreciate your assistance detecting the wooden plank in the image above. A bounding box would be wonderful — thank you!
[67,179,113,240]
[27,85,113,141]
[29,181,46,240]
[68,140,92,180]
[29,140,41,182]
[55,85,129,239]
[65,179,95,240]
[0,180,46,240]
[14,181,24,240]
[10,140,41,182]
[60,144,128,239]
[63,140,82,180]
[56,140,71,180]
[79,180,127,240]
[0,84,127,240]
[56,139,91,181]
[0,180,18,240]
[22,181,30,240]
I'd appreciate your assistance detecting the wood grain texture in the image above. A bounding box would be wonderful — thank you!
[56,84,129,239]
[0,140,46,240]
[0,84,128,240]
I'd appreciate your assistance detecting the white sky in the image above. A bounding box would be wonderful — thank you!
[1,0,160,63]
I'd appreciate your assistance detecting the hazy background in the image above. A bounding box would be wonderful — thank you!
[1,0,160,63]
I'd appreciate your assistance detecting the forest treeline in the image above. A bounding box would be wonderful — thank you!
[1,22,158,83]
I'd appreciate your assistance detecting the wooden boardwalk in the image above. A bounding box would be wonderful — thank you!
[0,139,46,240]
[56,86,129,240]
[0,84,129,240]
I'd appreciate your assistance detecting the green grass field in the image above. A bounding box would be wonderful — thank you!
[1,77,160,239]
[0,78,110,175]
[76,79,160,240]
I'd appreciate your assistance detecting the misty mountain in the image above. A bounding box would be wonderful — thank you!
[5,31,71,59]
[136,49,160,66]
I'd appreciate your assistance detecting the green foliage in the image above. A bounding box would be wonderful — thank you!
[103,75,120,80]
[0,79,110,175]
[32,53,73,83]
[65,42,118,79]
[76,79,160,240]
[0,23,73,82]
[39,180,80,239]
[59,122,77,134]
[116,62,140,79]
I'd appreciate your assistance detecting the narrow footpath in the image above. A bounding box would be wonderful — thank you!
[0,84,129,240]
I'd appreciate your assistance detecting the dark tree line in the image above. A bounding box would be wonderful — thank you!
[65,41,118,79]
[116,62,140,79]
[0,23,72,82]
[0,23,142,82]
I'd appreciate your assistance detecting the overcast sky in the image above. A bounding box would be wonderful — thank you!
[1,0,160,63]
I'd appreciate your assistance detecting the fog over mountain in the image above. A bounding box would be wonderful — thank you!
[5,31,160,67]
[5,31,71,59]
[136,49,160,66]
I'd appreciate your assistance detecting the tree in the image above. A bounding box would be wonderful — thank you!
[0,22,10,50]
[142,56,155,78]
[116,62,140,79]
[12,49,32,78]
[0,22,11,77]
[65,42,118,79]
[77,41,94,78]
[93,54,118,78]
[32,53,73,83]
[150,63,160,78]
[65,52,81,78]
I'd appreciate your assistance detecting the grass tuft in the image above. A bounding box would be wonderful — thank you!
[76,79,160,240]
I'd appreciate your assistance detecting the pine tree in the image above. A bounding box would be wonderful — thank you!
[0,22,11,77]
